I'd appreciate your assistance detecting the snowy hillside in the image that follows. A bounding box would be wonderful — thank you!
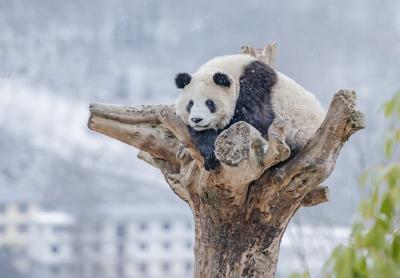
[0,82,177,212]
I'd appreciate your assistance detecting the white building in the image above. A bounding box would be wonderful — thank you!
[0,192,40,248]
[0,189,41,273]
[77,202,194,278]
[0,188,77,277]
[27,211,76,278]
[278,224,350,276]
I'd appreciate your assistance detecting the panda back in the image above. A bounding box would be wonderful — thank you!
[271,72,325,151]
[196,54,257,84]
[194,54,325,151]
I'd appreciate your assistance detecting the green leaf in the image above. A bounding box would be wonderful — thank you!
[295,91,400,278]
[334,248,354,278]
[365,225,386,250]
[289,272,310,278]
[358,172,369,187]
[352,253,367,278]
[391,234,400,262]
[395,129,400,142]
[379,194,394,222]
[351,222,364,238]
[383,99,395,117]
[384,137,394,158]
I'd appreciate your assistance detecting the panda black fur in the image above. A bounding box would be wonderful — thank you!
[175,54,325,171]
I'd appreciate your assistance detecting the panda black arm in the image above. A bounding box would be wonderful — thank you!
[189,127,219,171]
[231,61,277,136]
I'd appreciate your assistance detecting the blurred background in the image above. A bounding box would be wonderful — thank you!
[0,0,399,277]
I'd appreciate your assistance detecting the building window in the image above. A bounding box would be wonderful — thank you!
[17,224,28,233]
[0,225,6,234]
[185,240,192,249]
[53,225,69,233]
[51,245,59,254]
[139,222,148,231]
[162,262,170,273]
[92,263,103,276]
[138,242,147,250]
[185,261,193,272]
[0,204,6,213]
[74,244,82,256]
[138,263,147,274]
[18,203,28,213]
[50,266,60,275]
[117,244,125,257]
[93,241,101,254]
[94,222,102,233]
[162,241,171,250]
[162,222,171,231]
[116,224,126,237]
[116,264,124,277]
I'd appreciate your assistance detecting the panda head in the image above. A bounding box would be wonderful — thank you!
[175,71,236,131]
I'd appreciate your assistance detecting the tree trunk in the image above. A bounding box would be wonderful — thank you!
[192,195,293,278]
[87,43,365,277]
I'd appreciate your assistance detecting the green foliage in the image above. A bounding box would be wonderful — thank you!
[322,91,400,277]
[290,91,400,277]
[289,272,310,278]
[383,90,400,158]
[382,91,400,118]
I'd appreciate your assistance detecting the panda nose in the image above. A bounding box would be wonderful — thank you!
[191,117,203,124]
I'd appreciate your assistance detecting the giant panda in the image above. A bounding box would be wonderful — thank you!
[175,54,325,171]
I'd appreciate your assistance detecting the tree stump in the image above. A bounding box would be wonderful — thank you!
[87,43,365,278]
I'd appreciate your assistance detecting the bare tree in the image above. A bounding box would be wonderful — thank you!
[87,44,364,278]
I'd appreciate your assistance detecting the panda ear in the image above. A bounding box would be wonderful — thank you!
[213,72,231,88]
[175,73,192,89]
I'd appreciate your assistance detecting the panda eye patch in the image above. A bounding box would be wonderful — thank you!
[213,72,231,87]
[186,100,194,112]
[205,99,216,113]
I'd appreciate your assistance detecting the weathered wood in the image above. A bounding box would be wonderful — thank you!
[302,185,329,207]
[137,151,179,175]
[241,42,277,68]
[214,120,290,198]
[89,103,163,124]
[158,105,204,167]
[87,43,364,278]
[88,112,180,169]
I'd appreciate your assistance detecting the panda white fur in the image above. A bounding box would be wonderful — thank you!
[175,54,325,171]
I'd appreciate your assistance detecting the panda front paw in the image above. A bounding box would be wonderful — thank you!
[204,155,219,171]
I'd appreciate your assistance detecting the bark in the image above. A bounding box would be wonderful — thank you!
[87,43,365,278]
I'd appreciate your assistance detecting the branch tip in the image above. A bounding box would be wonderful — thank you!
[302,186,330,207]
